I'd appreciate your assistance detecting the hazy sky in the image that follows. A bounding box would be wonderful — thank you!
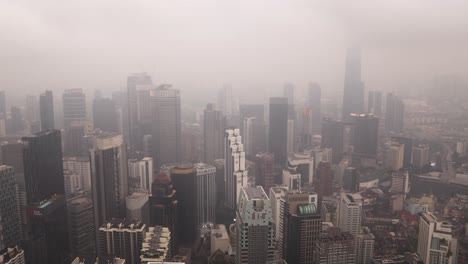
[1,0,467,103]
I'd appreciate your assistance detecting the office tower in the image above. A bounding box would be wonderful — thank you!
[287,119,295,154]
[0,246,25,264]
[412,144,430,169]
[126,190,149,225]
[243,117,266,158]
[307,82,322,135]
[224,129,248,210]
[90,133,129,227]
[288,153,314,187]
[25,95,40,132]
[149,171,178,251]
[279,191,321,264]
[389,171,410,194]
[194,163,217,227]
[342,47,364,121]
[67,194,96,257]
[203,104,225,165]
[283,83,295,119]
[235,187,275,264]
[98,219,146,264]
[367,91,383,116]
[339,193,362,237]
[352,114,379,157]
[63,89,86,127]
[0,91,6,117]
[239,104,264,133]
[391,136,413,169]
[0,166,20,249]
[356,227,375,264]
[321,118,352,164]
[170,164,198,245]
[417,212,458,264]
[93,98,119,133]
[128,157,154,195]
[140,226,172,264]
[269,185,289,241]
[39,91,55,131]
[127,73,153,151]
[8,106,25,134]
[316,162,333,199]
[385,93,405,133]
[63,157,92,193]
[343,167,359,192]
[282,169,301,190]
[385,141,405,171]
[150,85,181,167]
[255,153,275,192]
[217,85,234,116]
[269,97,289,165]
[315,227,355,264]
[181,122,202,163]
[22,130,69,263]
[214,159,225,207]
[63,170,82,196]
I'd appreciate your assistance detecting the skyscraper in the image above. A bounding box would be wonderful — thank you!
[315,227,356,264]
[412,144,430,169]
[151,85,181,167]
[235,186,275,264]
[90,133,129,227]
[255,153,275,192]
[0,166,20,250]
[0,91,6,118]
[288,153,314,188]
[39,90,55,131]
[25,94,40,133]
[338,193,362,237]
[342,47,364,121]
[128,157,154,195]
[321,118,352,164]
[126,190,149,225]
[243,117,266,158]
[63,157,92,193]
[279,190,321,264]
[217,85,234,116]
[224,129,248,210]
[203,104,225,165]
[194,163,217,227]
[67,194,96,257]
[316,161,334,199]
[307,82,322,134]
[21,130,69,263]
[385,93,405,133]
[385,141,404,171]
[269,97,289,165]
[63,88,86,127]
[367,91,383,116]
[239,104,264,134]
[93,98,119,133]
[352,114,379,157]
[391,136,413,169]
[283,82,295,119]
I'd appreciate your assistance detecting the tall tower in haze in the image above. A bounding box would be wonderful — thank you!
[268,97,289,166]
[203,104,225,165]
[342,47,364,121]
[39,90,55,131]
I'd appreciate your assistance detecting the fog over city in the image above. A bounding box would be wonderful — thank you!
[1,0,468,103]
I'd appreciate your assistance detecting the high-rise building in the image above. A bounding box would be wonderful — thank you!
[282,169,301,190]
[128,157,154,195]
[283,83,295,119]
[170,164,198,245]
[342,47,364,121]
[0,91,6,118]
[224,129,248,210]
[39,90,55,131]
[343,167,359,192]
[243,117,266,158]
[235,187,275,264]
[149,172,178,251]
[63,89,86,128]
[391,136,413,169]
[0,166,20,249]
[389,170,410,195]
[287,119,295,154]
[269,97,289,165]
[25,95,40,133]
[194,163,217,227]
[385,93,405,133]
[203,104,225,165]
[412,144,430,169]
[151,85,181,167]
[218,85,234,116]
[321,118,352,164]
[98,219,146,264]
[214,159,225,208]
[67,194,96,257]
[356,227,375,264]
[338,193,362,237]
[269,185,289,241]
[140,226,172,264]
[126,190,149,225]
[367,91,382,116]
[0,246,25,264]
[93,98,119,133]
[307,82,322,134]
[288,153,314,187]
[255,153,275,192]
[7,106,25,134]
[351,114,379,157]
[316,162,334,199]
[63,170,82,196]
[315,227,355,264]
[385,142,405,171]
[417,212,458,264]
[63,157,92,193]
[239,104,264,134]
[279,190,321,264]
[90,133,129,227]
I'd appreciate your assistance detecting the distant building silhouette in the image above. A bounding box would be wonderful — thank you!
[39,90,55,131]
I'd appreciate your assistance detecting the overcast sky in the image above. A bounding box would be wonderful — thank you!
[1,0,467,103]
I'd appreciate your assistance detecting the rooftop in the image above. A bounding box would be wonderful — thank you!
[245,186,268,200]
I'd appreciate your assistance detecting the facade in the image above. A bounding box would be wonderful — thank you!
[194,163,217,227]
[0,247,25,264]
[63,170,82,196]
[243,117,266,158]
[235,187,275,264]
[391,136,413,168]
[385,142,405,171]
[217,85,234,116]
[367,91,383,116]
[282,169,301,190]
[287,119,295,154]
[307,82,322,134]
[342,47,364,121]
[203,104,225,165]
[67,194,96,257]
[224,129,248,210]
[255,153,275,192]
[321,118,352,164]
[412,144,430,169]
[126,190,149,225]
[39,90,55,131]
[352,113,379,157]
[63,157,92,192]
[239,104,264,135]
[150,85,181,167]
[90,133,129,227]
[140,226,172,264]
[315,227,355,264]
[338,193,362,237]
[128,157,154,195]
[385,93,405,133]
[316,162,334,199]
[269,185,289,241]
[210,224,230,255]
[269,97,289,165]
[63,88,86,128]
[93,98,119,133]
[288,153,314,187]
[98,219,146,264]
[279,191,321,264]
[0,166,20,249]
[390,171,410,195]
[356,227,375,264]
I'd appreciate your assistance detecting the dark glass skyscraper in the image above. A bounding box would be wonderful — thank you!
[203,104,225,165]
[268,97,288,166]
[342,47,364,121]
[367,91,383,116]
[39,90,55,131]
[352,114,379,157]
[93,98,119,133]
[385,93,405,133]
[321,118,352,164]
[0,165,20,250]
[307,82,322,134]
